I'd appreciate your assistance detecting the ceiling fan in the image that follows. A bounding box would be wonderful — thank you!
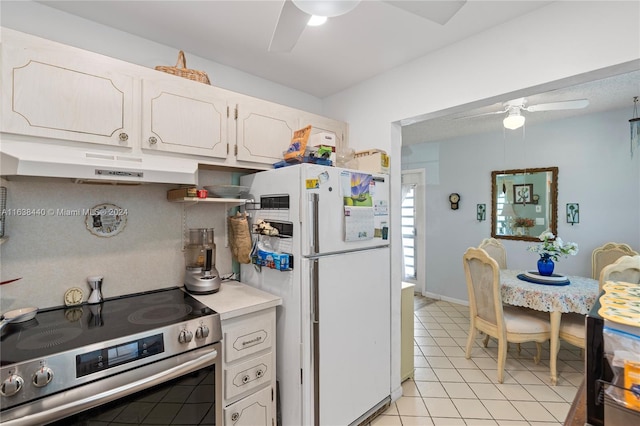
[269,0,467,52]
[454,98,590,130]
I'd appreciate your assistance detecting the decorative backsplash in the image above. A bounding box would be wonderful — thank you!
[0,170,235,311]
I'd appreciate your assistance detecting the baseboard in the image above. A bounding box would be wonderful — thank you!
[423,291,469,307]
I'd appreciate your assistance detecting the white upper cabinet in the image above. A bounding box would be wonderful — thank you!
[234,97,299,165]
[1,28,349,174]
[300,111,348,152]
[142,79,229,158]
[1,34,135,147]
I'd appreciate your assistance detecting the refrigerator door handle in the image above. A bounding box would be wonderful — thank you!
[311,258,320,426]
[309,193,320,255]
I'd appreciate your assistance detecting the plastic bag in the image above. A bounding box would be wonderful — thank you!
[283,125,312,161]
[603,325,640,410]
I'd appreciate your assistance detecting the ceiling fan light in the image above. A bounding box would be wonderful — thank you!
[307,15,328,26]
[293,0,361,18]
[503,114,525,130]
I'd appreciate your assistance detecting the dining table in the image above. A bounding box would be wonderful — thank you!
[500,269,599,385]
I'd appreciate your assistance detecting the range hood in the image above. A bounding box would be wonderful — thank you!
[0,140,198,185]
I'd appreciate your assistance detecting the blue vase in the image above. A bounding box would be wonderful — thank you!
[537,255,555,276]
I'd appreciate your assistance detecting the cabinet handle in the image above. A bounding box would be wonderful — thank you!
[231,412,240,422]
[118,132,129,142]
[148,136,158,145]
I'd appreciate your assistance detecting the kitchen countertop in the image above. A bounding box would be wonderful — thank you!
[189,279,281,320]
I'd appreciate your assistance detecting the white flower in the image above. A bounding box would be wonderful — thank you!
[527,232,579,261]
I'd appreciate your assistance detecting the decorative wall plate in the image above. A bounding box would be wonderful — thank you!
[85,203,127,237]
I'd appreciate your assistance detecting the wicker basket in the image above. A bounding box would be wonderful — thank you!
[155,50,210,85]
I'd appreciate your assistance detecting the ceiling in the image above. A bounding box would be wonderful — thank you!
[38,0,554,98]
[401,69,640,145]
[34,1,640,145]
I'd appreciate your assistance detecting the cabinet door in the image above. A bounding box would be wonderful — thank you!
[1,38,134,147]
[142,79,229,158]
[224,385,272,426]
[299,112,348,153]
[234,98,298,165]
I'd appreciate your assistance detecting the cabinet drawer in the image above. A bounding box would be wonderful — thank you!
[224,351,272,401]
[223,310,274,363]
[224,385,272,426]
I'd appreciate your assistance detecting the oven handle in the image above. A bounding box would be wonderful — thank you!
[2,348,218,426]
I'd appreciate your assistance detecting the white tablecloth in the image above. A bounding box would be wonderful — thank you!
[500,269,599,315]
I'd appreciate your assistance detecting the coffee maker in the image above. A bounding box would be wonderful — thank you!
[184,228,221,294]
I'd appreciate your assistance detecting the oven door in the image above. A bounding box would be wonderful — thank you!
[1,343,222,426]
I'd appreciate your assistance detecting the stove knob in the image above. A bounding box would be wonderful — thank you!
[1,374,24,397]
[178,329,193,344]
[33,367,54,388]
[196,325,210,339]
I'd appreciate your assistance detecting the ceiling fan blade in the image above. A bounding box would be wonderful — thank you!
[525,99,589,112]
[269,0,311,53]
[452,109,507,120]
[383,0,467,25]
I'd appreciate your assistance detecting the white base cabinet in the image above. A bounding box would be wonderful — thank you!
[221,307,276,426]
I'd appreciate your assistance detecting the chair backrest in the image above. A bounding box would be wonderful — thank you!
[463,247,503,330]
[592,242,639,279]
[478,238,507,269]
[599,255,640,291]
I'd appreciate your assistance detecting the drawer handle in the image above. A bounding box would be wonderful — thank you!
[118,132,129,142]
[148,136,158,145]
[231,412,239,422]
[242,374,250,384]
[256,369,264,378]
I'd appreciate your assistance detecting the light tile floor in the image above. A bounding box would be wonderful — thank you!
[371,300,584,426]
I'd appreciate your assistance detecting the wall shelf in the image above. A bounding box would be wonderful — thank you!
[169,197,250,207]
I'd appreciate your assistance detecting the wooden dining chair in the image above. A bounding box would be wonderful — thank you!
[478,237,507,269]
[463,247,551,383]
[591,242,638,280]
[599,255,640,291]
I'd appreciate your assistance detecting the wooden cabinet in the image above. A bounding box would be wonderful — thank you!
[224,385,272,426]
[142,79,230,158]
[300,111,348,153]
[234,97,299,165]
[1,27,349,176]
[221,307,276,426]
[1,32,135,147]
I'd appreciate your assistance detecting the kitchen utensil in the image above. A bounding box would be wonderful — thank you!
[184,228,221,294]
[87,276,104,304]
[0,306,38,332]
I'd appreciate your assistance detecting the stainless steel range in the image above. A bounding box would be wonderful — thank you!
[0,287,222,425]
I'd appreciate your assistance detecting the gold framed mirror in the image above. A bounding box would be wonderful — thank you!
[491,167,558,242]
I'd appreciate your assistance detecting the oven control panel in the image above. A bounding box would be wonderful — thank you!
[76,334,165,378]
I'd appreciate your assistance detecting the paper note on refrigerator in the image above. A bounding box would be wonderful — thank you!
[344,206,374,241]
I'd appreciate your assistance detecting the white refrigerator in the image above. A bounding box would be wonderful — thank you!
[240,164,391,426]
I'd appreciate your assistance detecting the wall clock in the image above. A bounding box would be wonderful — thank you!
[449,193,460,210]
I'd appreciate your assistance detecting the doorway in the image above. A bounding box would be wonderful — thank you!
[401,169,425,295]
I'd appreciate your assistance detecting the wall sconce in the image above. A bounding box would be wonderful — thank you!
[477,204,486,221]
[566,203,579,225]
[630,96,640,157]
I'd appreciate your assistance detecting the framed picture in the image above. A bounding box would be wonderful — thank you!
[566,203,579,225]
[513,184,533,204]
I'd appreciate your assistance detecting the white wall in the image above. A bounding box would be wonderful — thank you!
[403,107,640,301]
[322,0,640,403]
